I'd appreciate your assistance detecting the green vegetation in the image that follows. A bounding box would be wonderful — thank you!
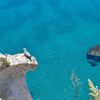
[0,57,10,69]
[65,71,100,100]
[88,79,100,100]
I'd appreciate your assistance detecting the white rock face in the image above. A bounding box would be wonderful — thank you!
[0,53,38,100]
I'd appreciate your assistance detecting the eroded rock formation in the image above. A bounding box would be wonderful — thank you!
[0,52,38,100]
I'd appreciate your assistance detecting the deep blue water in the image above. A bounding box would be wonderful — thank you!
[0,0,100,99]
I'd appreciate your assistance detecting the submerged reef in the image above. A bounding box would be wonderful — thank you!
[87,45,100,66]
[88,79,100,100]
[0,51,38,100]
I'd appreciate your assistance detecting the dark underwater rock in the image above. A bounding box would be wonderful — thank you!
[87,45,100,62]
[87,60,97,67]
[87,45,100,66]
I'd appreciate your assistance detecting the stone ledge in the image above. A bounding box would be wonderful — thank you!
[0,53,38,70]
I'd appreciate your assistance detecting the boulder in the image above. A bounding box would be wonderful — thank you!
[87,45,100,62]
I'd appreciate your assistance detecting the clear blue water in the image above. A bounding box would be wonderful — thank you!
[0,0,100,99]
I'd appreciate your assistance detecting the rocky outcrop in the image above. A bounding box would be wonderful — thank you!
[0,52,38,100]
[87,45,100,66]
[87,45,100,61]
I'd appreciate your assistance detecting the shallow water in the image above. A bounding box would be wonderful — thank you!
[0,0,100,100]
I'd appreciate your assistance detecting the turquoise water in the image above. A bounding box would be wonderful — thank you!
[0,0,100,99]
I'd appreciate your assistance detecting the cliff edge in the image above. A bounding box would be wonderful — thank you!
[0,52,38,100]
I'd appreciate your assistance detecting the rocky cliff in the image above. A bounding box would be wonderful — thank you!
[0,52,38,100]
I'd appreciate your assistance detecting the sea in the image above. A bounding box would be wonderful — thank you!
[0,0,100,100]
